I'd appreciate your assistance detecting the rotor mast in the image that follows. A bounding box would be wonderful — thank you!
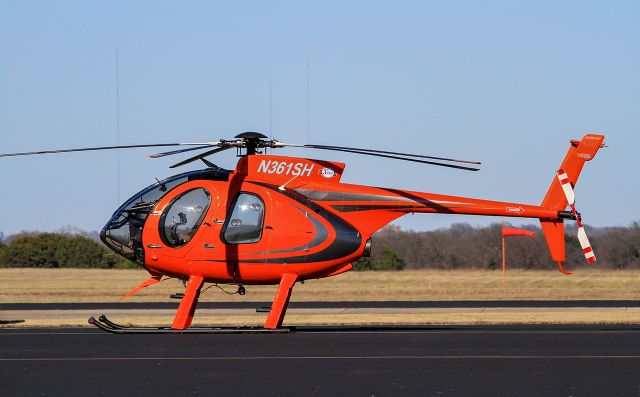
[235,131,268,156]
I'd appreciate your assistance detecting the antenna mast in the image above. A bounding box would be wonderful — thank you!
[115,49,121,204]
[268,77,273,139]
[306,59,311,143]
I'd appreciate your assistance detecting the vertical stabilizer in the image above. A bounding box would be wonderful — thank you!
[540,219,566,263]
[539,133,605,272]
[541,134,605,210]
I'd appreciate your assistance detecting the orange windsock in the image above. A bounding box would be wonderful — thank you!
[502,227,535,238]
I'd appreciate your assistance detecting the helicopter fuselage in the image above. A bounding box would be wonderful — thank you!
[102,153,567,286]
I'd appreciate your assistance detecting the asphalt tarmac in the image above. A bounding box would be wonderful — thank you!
[2,325,640,396]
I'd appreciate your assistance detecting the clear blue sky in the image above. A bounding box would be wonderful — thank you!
[0,1,638,235]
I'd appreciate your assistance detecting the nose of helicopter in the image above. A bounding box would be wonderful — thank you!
[99,168,229,266]
[99,171,195,265]
[100,201,151,266]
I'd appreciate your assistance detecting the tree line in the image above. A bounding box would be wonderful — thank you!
[1,222,638,270]
[0,231,135,268]
[362,222,640,271]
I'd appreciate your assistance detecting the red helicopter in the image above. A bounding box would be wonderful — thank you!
[0,132,605,332]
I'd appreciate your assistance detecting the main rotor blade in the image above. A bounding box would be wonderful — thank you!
[305,144,481,165]
[169,145,233,168]
[148,144,220,158]
[301,146,481,171]
[0,143,212,158]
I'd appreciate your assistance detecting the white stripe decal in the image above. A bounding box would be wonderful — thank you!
[577,226,597,263]
[556,170,575,205]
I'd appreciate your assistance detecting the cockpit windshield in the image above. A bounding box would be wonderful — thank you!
[100,169,228,265]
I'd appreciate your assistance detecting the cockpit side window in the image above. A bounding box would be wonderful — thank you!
[159,188,211,248]
[222,193,265,244]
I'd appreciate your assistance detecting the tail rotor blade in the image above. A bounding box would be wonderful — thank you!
[556,169,576,206]
[577,225,596,264]
[556,169,595,263]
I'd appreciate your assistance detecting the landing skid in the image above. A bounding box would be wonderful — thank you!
[88,315,291,334]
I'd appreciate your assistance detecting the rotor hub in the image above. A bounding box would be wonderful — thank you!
[235,131,269,155]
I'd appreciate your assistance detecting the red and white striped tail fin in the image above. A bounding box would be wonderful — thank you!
[577,225,596,264]
[542,134,605,211]
[539,134,605,273]
[556,169,575,206]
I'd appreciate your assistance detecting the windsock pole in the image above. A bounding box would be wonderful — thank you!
[502,232,506,287]
[501,224,536,286]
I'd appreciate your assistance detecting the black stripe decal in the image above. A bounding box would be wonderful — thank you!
[331,204,434,212]
[294,189,417,202]
[245,205,328,255]
[195,183,362,264]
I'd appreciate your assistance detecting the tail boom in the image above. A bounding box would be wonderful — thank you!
[297,184,573,237]
[292,134,604,270]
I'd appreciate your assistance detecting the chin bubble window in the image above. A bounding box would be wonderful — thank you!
[160,188,211,248]
[222,193,265,244]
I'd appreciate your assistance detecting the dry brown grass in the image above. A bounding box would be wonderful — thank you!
[3,268,640,327]
[2,267,640,303]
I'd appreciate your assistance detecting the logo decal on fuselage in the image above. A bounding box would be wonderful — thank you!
[319,168,336,178]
